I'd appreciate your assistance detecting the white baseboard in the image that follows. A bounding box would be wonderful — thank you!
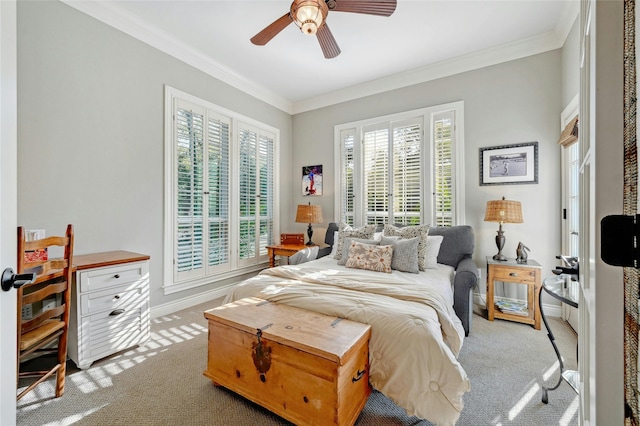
[150,282,239,319]
[473,292,562,318]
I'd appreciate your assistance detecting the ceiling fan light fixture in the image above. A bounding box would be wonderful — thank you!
[291,0,328,35]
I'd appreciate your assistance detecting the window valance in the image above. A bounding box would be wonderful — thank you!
[558,115,579,147]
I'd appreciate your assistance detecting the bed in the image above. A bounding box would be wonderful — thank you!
[224,223,477,426]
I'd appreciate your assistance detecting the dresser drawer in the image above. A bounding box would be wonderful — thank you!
[79,261,148,293]
[81,304,149,360]
[79,282,148,316]
[491,265,537,284]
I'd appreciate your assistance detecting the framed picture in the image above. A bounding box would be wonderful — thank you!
[479,142,538,186]
[302,165,322,196]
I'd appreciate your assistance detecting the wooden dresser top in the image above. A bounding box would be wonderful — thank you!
[74,250,150,271]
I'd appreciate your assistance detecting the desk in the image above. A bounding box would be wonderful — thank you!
[486,257,542,329]
[540,275,579,403]
[266,244,309,268]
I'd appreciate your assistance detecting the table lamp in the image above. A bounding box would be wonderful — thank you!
[295,202,323,245]
[484,196,523,261]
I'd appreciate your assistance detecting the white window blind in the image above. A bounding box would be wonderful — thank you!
[334,102,464,227]
[174,100,232,283]
[433,111,454,227]
[363,124,390,226]
[238,122,275,267]
[165,86,278,292]
[392,119,422,225]
[340,128,356,226]
[207,113,230,268]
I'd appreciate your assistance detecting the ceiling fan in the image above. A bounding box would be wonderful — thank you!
[250,0,397,59]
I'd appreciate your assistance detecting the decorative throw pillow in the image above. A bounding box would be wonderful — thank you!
[344,241,393,273]
[338,237,380,266]
[329,231,339,257]
[424,235,444,269]
[379,236,420,273]
[383,224,430,271]
[333,224,377,260]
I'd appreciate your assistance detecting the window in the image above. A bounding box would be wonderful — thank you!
[335,102,464,227]
[164,86,278,293]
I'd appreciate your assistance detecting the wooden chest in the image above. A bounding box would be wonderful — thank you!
[203,297,372,426]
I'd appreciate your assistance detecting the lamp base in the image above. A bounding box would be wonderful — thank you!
[493,225,507,261]
[306,223,315,246]
[493,253,508,261]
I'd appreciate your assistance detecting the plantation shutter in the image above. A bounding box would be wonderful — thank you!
[239,127,257,261]
[238,122,275,265]
[340,128,356,226]
[175,101,205,281]
[433,111,454,226]
[206,112,231,272]
[363,124,389,226]
[258,133,275,257]
[166,87,279,290]
[392,118,422,225]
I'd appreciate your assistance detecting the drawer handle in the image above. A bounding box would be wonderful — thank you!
[509,272,518,277]
[114,274,121,279]
[110,308,125,316]
[352,368,366,383]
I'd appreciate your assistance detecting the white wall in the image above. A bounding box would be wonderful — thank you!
[562,18,580,109]
[15,0,570,313]
[292,51,563,301]
[16,1,293,308]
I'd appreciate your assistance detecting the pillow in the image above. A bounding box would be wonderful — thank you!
[287,246,319,265]
[344,241,393,273]
[329,231,339,257]
[383,224,430,271]
[338,237,380,266]
[379,236,420,273]
[424,235,444,269]
[333,224,377,260]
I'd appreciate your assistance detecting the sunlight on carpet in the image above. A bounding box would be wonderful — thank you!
[17,306,578,426]
[18,313,208,423]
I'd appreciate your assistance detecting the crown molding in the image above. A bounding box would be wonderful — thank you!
[293,29,567,113]
[61,0,579,116]
[60,0,295,114]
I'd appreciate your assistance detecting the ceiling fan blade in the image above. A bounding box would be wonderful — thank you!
[317,24,341,59]
[330,0,397,17]
[250,13,293,45]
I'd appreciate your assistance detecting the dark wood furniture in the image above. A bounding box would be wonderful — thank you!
[280,233,304,245]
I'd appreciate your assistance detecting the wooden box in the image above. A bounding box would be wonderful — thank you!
[203,297,371,426]
[281,233,305,245]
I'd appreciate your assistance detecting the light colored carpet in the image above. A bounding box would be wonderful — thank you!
[17,300,578,425]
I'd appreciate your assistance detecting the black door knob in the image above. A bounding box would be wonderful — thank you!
[1,268,36,292]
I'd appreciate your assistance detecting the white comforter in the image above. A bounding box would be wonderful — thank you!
[224,256,470,426]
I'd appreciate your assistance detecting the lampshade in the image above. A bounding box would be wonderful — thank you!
[291,0,328,35]
[295,203,324,224]
[484,197,524,224]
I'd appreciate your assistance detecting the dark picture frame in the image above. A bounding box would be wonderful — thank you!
[479,142,538,186]
[302,164,322,196]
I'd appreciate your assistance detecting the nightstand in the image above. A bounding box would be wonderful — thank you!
[486,257,542,329]
[266,243,309,268]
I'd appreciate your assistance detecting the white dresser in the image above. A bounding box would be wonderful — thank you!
[68,251,150,369]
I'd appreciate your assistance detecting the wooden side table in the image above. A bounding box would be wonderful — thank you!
[486,257,542,329]
[266,244,309,268]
